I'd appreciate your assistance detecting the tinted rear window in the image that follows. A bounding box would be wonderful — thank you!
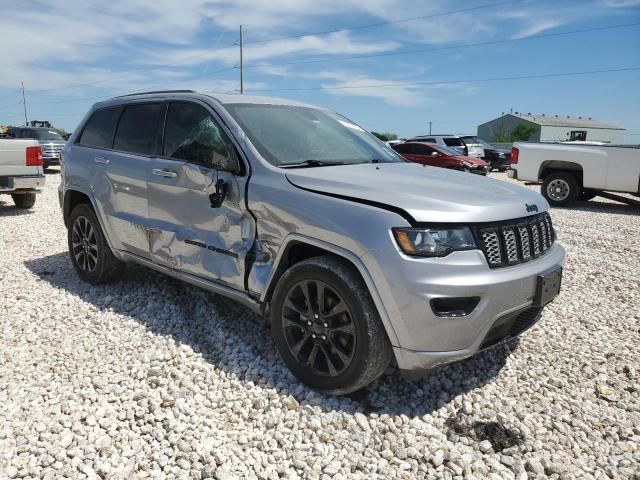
[78,107,122,149]
[443,137,464,147]
[114,103,163,155]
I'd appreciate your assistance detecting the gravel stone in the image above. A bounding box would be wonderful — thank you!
[0,171,638,479]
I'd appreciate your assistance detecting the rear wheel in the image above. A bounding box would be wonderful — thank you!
[68,204,124,284]
[542,172,579,206]
[12,193,36,209]
[271,256,392,395]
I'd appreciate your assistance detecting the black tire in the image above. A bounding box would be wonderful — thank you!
[67,203,124,284]
[271,255,393,395]
[578,189,597,201]
[11,193,36,209]
[541,172,580,207]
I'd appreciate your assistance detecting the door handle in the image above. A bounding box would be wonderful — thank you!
[94,157,110,164]
[152,168,178,178]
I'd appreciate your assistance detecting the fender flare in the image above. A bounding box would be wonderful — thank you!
[261,233,400,346]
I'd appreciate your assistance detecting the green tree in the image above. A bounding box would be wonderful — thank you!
[494,122,539,142]
[371,131,399,141]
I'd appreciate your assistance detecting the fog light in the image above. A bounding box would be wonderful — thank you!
[430,297,480,317]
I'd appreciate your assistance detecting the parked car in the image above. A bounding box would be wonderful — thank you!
[0,138,45,208]
[392,142,489,175]
[509,142,640,206]
[456,135,484,158]
[460,136,511,171]
[60,90,565,394]
[408,134,469,156]
[8,127,66,170]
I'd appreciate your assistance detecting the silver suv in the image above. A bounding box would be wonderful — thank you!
[59,91,565,394]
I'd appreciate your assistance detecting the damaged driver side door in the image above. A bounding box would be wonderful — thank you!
[147,101,254,291]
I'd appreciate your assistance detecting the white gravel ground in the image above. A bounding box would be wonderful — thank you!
[1,170,639,480]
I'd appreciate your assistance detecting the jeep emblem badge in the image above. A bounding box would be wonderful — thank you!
[526,203,538,213]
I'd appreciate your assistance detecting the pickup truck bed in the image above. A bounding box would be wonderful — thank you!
[0,139,45,209]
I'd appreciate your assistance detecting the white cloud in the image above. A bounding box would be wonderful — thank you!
[512,19,563,39]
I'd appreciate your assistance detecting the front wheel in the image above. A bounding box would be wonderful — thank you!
[541,172,579,206]
[67,204,124,284]
[271,256,393,395]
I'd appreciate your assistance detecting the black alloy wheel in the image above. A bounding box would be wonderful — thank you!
[282,279,356,377]
[71,215,99,273]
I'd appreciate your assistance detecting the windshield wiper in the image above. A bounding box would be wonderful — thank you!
[279,160,348,169]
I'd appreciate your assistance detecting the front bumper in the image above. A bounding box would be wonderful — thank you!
[372,243,565,372]
[0,175,45,193]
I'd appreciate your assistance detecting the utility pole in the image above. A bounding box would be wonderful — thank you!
[239,25,244,94]
[428,121,432,135]
[21,82,28,125]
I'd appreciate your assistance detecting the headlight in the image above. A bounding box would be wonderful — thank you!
[393,227,476,257]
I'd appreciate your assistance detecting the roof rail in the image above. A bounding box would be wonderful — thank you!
[113,89,196,98]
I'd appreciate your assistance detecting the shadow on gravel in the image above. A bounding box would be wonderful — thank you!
[25,252,516,418]
[553,199,640,216]
[0,199,36,216]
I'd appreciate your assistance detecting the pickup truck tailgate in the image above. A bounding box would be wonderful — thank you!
[0,139,42,176]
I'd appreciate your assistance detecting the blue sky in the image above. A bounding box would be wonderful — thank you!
[1,0,639,140]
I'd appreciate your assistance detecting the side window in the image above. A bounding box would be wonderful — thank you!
[163,102,238,172]
[78,107,122,149]
[113,103,163,155]
[414,145,433,155]
[443,137,464,147]
[423,138,436,143]
[393,144,410,154]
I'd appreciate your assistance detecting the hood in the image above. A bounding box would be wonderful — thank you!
[285,162,547,223]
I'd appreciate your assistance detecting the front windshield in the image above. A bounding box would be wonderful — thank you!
[224,104,403,166]
[29,130,64,141]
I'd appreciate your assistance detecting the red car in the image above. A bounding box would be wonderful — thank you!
[392,142,489,175]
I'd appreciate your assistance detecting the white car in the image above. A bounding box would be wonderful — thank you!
[509,142,640,206]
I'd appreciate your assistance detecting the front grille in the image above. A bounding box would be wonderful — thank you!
[479,306,543,350]
[41,144,65,156]
[475,212,555,268]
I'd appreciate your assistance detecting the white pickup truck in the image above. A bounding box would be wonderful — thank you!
[508,142,640,206]
[0,139,46,209]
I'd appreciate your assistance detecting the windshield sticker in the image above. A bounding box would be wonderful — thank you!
[339,120,365,132]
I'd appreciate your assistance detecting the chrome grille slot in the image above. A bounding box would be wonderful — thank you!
[480,230,502,266]
[476,213,555,268]
[503,228,519,264]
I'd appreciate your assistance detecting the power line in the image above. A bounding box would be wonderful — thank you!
[244,66,640,92]
[21,1,522,95]
[247,21,640,70]
[244,0,524,45]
